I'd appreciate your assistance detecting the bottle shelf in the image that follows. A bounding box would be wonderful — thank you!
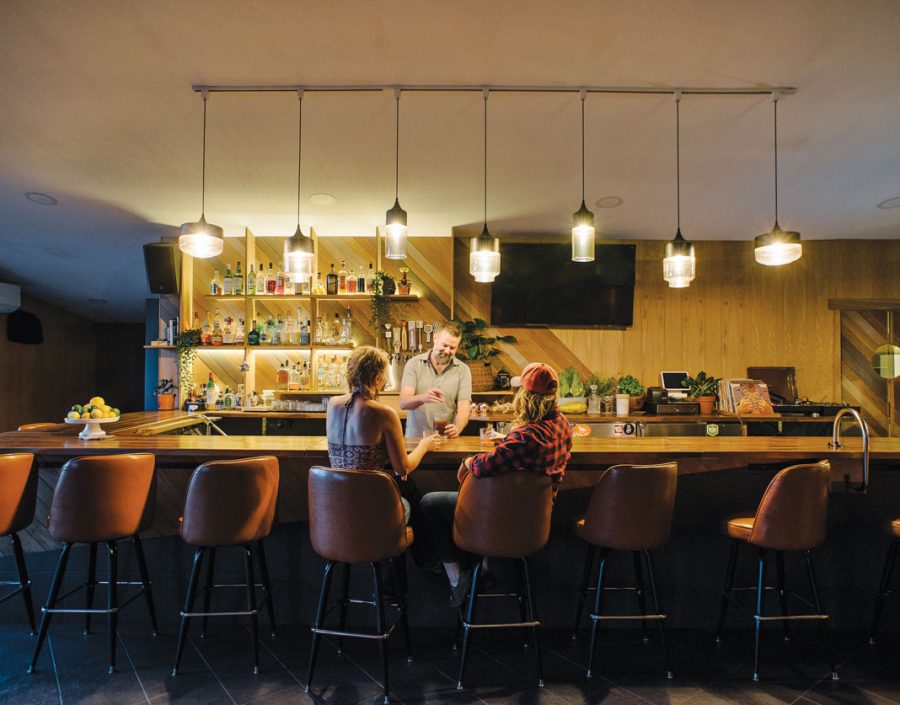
[204,293,418,303]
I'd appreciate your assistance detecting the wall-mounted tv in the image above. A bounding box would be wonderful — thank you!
[490,242,635,328]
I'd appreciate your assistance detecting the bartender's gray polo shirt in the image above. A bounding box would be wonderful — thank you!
[401,352,472,439]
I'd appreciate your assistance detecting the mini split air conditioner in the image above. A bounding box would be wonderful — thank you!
[0,283,22,313]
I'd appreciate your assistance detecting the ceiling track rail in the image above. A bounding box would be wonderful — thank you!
[192,83,796,97]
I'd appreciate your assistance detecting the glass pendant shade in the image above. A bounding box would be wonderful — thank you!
[754,223,802,266]
[384,198,408,259]
[663,229,696,288]
[284,224,315,278]
[571,200,596,262]
[469,225,501,283]
[179,215,224,258]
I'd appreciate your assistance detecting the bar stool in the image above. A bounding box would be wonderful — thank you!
[0,453,38,633]
[29,453,158,674]
[172,456,279,676]
[17,423,56,431]
[716,460,837,681]
[306,466,413,705]
[869,517,900,643]
[571,462,677,679]
[452,473,553,690]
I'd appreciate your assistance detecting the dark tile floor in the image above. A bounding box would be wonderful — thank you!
[1,618,899,704]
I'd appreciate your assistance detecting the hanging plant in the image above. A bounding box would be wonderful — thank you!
[174,328,201,399]
[369,271,396,331]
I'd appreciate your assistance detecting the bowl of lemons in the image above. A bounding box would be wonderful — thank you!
[64,396,120,440]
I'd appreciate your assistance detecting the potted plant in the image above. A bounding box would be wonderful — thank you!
[175,328,202,405]
[452,317,517,392]
[585,372,618,414]
[617,374,645,412]
[369,271,396,345]
[682,371,720,414]
[154,379,177,410]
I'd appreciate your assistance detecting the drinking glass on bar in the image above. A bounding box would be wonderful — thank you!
[433,415,450,439]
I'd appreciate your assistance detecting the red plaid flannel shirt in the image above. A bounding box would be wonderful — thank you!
[469,410,572,484]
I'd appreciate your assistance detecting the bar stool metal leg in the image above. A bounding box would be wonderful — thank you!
[521,557,544,687]
[644,550,674,679]
[29,543,73,673]
[305,560,334,694]
[586,547,610,678]
[372,561,390,704]
[243,544,260,674]
[633,551,650,643]
[9,532,37,634]
[106,541,118,674]
[870,539,898,645]
[336,562,351,654]
[752,549,768,682]
[515,558,531,648]
[84,543,97,635]
[133,536,159,636]
[172,548,205,676]
[804,550,838,680]
[256,540,276,637]
[200,548,216,638]
[388,557,413,663]
[716,540,740,643]
[775,551,790,641]
[456,559,483,689]
[572,544,595,638]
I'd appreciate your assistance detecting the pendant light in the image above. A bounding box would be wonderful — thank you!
[384,88,408,260]
[754,91,802,266]
[179,89,224,259]
[571,89,595,262]
[285,90,315,278]
[663,90,696,288]
[470,89,501,283]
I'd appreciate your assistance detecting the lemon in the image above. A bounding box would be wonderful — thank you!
[67,411,80,420]
[101,404,111,413]
[89,396,105,407]
[111,408,120,417]
[81,412,91,419]
[90,408,104,419]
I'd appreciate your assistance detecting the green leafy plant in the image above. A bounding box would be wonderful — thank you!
[559,366,584,398]
[452,318,517,361]
[369,271,395,329]
[585,372,617,396]
[617,374,644,396]
[153,379,177,395]
[681,371,720,399]
[175,328,201,398]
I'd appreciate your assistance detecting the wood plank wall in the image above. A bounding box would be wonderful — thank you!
[454,238,900,403]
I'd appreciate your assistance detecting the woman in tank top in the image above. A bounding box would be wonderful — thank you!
[327,346,442,520]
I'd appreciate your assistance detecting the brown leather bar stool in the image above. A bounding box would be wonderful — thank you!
[0,453,39,633]
[29,453,158,674]
[716,460,837,682]
[452,473,553,690]
[869,517,900,643]
[571,462,678,679]
[17,423,56,431]
[172,456,279,676]
[306,466,413,705]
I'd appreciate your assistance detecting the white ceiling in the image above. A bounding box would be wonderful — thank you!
[2,0,900,321]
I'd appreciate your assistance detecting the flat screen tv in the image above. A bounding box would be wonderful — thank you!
[490,242,635,328]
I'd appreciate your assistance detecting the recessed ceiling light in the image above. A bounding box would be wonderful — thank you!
[309,193,337,206]
[24,192,58,206]
[876,196,900,209]
[88,298,107,305]
[595,196,623,209]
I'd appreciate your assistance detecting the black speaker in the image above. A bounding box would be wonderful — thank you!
[143,243,181,295]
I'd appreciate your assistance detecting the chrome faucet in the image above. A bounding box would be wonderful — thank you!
[829,407,869,492]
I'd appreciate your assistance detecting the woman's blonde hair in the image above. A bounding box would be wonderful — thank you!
[346,345,389,397]
[513,387,558,425]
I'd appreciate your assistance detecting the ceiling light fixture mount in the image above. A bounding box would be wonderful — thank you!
[663,90,696,288]
[179,89,224,259]
[572,89,596,263]
[285,90,315,278]
[755,90,802,266]
[385,87,408,260]
[24,192,58,206]
[470,89,501,284]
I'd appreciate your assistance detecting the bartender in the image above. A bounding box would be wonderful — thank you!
[399,321,472,439]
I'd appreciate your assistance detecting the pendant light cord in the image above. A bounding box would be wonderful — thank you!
[580,89,586,202]
[297,89,304,226]
[675,90,681,231]
[483,89,489,224]
[773,91,779,223]
[394,88,401,200]
[200,89,208,216]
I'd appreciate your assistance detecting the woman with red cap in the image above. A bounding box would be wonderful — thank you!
[413,362,573,607]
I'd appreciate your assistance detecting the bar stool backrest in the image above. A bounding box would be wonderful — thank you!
[181,456,280,547]
[453,473,553,558]
[749,460,831,551]
[580,462,678,551]
[308,466,407,563]
[0,453,37,536]
[49,453,156,543]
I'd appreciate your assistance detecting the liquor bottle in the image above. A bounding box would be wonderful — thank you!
[222,317,234,345]
[275,263,285,295]
[299,360,311,391]
[223,263,233,296]
[312,272,326,295]
[274,315,285,345]
[235,318,245,344]
[267,317,277,345]
[339,355,348,389]
[201,313,211,345]
[332,312,341,342]
[256,262,266,295]
[347,266,357,294]
[288,363,300,391]
[300,319,311,346]
[266,262,276,295]
[205,372,218,408]
[338,261,348,294]
[192,312,201,335]
[366,262,375,293]
[314,316,324,344]
[211,311,223,346]
[325,263,338,296]
[340,305,353,345]
[247,263,256,294]
[210,270,221,295]
[284,272,294,296]
[316,356,326,390]
[356,270,366,294]
[276,360,289,391]
[248,320,260,346]
[233,261,244,295]
[223,386,234,409]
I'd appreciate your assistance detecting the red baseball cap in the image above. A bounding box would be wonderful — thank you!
[520,363,558,395]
